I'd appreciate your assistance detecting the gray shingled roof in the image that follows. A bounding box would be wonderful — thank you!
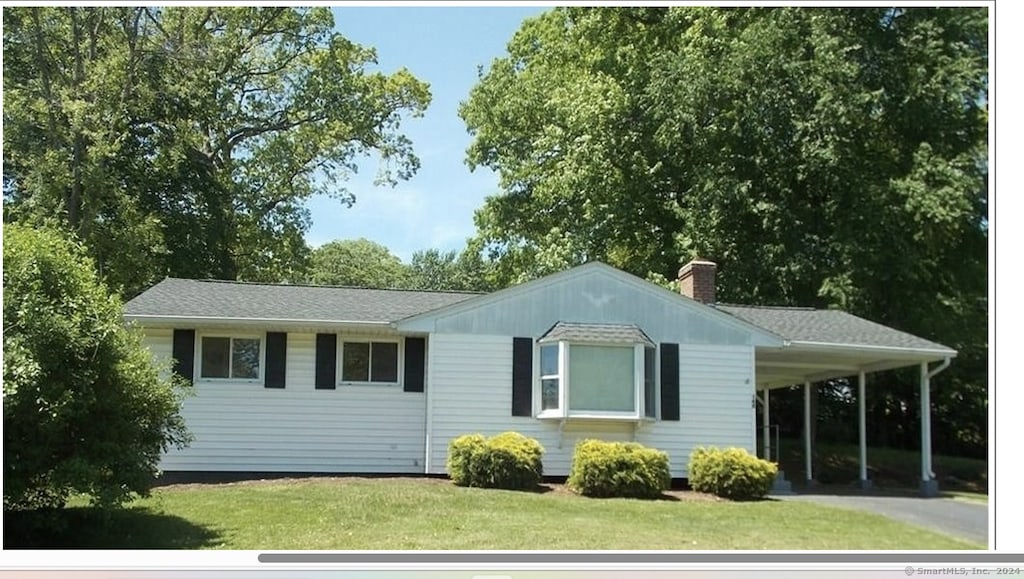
[716,304,954,353]
[539,322,655,347]
[123,278,481,323]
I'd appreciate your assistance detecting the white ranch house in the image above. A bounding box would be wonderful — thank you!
[124,260,956,496]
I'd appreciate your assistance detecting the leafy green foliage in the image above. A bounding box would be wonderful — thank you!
[305,239,495,291]
[446,432,544,490]
[567,440,670,499]
[2,224,191,511]
[306,238,412,288]
[688,447,777,500]
[446,434,487,487]
[407,243,496,292]
[462,6,987,457]
[3,7,431,295]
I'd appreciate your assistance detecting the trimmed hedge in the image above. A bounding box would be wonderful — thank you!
[688,447,778,500]
[446,432,544,490]
[567,440,671,499]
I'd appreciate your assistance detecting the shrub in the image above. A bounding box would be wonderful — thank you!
[3,224,192,511]
[687,447,778,500]
[446,434,487,487]
[446,432,544,490]
[567,440,671,499]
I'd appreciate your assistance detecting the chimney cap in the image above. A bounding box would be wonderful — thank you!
[678,258,717,276]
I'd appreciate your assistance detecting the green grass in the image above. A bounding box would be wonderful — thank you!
[5,477,983,550]
[774,438,988,493]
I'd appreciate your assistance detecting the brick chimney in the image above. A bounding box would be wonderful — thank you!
[678,259,717,304]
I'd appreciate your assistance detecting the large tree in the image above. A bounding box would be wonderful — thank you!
[407,243,495,292]
[461,7,988,456]
[3,7,430,296]
[306,238,411,288]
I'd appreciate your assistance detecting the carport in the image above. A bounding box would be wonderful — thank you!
[716,305,957,497]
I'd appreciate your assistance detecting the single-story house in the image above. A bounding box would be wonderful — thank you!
[124,259,956,495]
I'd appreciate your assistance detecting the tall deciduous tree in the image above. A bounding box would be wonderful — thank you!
[306,238,411,288]
[407,244,495,292]
[3,7,430,296]
[461,7,987,456]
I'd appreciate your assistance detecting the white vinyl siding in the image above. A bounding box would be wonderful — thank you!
[636,344,756,477]
[150,331,426,473]
[427,335,754,478]
[143,328,174,369]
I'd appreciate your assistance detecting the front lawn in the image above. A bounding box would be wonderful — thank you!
[5,477,983,549]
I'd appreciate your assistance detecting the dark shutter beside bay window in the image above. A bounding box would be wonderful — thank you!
[660,342,680,421]
[315,333,337,390]
[403,337,426,392]
[512,337,533,416]
[265,332,287,389]
[172,329,195,384]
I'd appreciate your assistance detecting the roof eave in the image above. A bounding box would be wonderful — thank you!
[124,314,393,332]
[784,339,958,360]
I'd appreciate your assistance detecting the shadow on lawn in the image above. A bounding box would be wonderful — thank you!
[4,506,222,549]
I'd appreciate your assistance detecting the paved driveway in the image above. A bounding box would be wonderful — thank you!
[775,493,988,546]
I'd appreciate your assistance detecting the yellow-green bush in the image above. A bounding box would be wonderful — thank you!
[566,440,670,499]
[446,432,544,490]
[688,447,778,500]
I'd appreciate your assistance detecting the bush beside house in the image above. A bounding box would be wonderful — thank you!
[688,447,777,500]
[567,440,670,499]
[447,432,544,490]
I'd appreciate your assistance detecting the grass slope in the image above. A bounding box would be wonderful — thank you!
[6,477,982,550]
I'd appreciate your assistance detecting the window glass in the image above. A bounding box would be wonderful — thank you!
[540,344,559,376]
[371,342,399,382]
[232,338,261,379]
[343,342,370,382]
[542,378,560,411]
[644,347,656,418]
[569,345,635,412]
[201,337,230,378]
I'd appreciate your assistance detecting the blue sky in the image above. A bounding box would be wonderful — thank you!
[303,6,549,262]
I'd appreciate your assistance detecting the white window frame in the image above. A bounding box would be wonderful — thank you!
[535,340,656,421]
[195,332,265,383]
[337,337,403,387]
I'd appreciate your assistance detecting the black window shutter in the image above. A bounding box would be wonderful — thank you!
[403,337,426,392]
[512,337,533,416]
[172,329,195,384]
[265,332,287,389]
[315,333,337,390]
[660,343,680,421]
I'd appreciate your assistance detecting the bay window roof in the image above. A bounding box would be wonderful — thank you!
[538,321,654,347]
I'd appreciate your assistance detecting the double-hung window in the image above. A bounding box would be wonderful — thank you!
[341,340,399,384]
[536,322,656,420]
[199,335,262,381]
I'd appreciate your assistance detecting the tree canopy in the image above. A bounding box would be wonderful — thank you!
[3,7,431,296]
[307,238,412,288]
[306,238,494,292]
[461,7,988,456]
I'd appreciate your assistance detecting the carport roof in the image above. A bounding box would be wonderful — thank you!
[716,304,956,389]
[716,304,955,354]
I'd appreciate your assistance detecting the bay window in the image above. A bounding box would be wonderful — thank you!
[536,322,657,420]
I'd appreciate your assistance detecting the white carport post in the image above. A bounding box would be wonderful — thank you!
[857,370,872,490]
[920,362,933,488]
[804,381,813,484]
[762,388,771,460]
